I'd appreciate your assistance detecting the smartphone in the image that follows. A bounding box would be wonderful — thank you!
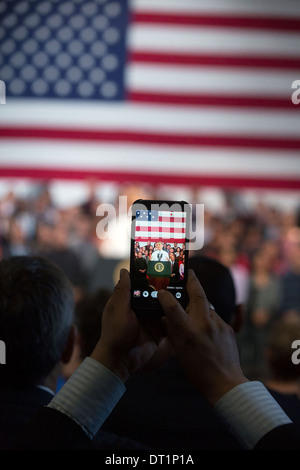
[130,199,190,316]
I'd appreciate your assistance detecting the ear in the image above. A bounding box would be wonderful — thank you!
[61,324,78,364]
[230,304,244,333]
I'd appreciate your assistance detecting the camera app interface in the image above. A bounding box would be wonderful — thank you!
[132,209,186,301]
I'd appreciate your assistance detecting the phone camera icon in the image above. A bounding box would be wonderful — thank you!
[143,291,149,297]
[175,292,181,299]
[151,291,158,298]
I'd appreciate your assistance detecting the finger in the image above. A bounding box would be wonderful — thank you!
[186,269,210,320]
[111,269,131,311]
[113,269,130,295]
[139,315,166,345]
[157,289,190,330]
[115,268,130,289]
[186,269,207,302]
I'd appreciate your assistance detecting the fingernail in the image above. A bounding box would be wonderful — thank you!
[157,289,167,296]
[120,269,126,279]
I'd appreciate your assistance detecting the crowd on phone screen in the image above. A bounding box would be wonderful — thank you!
[0,182,300,380]
[133,241,185,280]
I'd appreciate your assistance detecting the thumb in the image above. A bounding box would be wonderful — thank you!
[113,269,130,297]
[105,269,131,316]
[158,289,190,331]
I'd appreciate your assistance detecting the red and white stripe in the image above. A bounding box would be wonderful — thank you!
[135,210,186,243]
[0,0,299,190]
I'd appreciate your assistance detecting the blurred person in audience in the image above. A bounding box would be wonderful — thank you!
[12,198,36,241]
[280,212,299,243]
[279,227,300,319]
[80,179,101,217]
[69,212,101,284]
[218,246,249,306]
[1,219,30,258]
[260,239,283,275]
[247,249,281,326]
[238,249,281,379]
[241,224,264,261]
[0,190,16,219]
[36,222,85,302]
[262,318,300,424]
[203,225,227,258]
[263,207,282,241]
[34,221,54,253]
[33,186,57,226]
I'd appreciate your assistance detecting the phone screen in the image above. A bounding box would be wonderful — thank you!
[130,200,189,314]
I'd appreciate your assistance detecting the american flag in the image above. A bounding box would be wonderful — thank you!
[135,210,186,243]
[0,0,300,190]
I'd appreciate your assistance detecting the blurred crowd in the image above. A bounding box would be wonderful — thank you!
[0,181,300,380]
[198,193,300,379]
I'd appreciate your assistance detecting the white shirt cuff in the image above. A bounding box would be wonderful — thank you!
[213,381,292,449]
[48,357,126,439]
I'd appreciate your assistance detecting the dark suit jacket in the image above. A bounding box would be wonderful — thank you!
[254,423,300,450]
[103,358,300,451]
[0,386,54,450]
[102,357,243,450]
[14,387,300,451]
[2,386,148,451]
[16,406,149,450]
[267,389,300,424]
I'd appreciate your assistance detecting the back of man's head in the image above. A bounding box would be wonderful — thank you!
[0,256,74,387]
[188,255,236,325]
